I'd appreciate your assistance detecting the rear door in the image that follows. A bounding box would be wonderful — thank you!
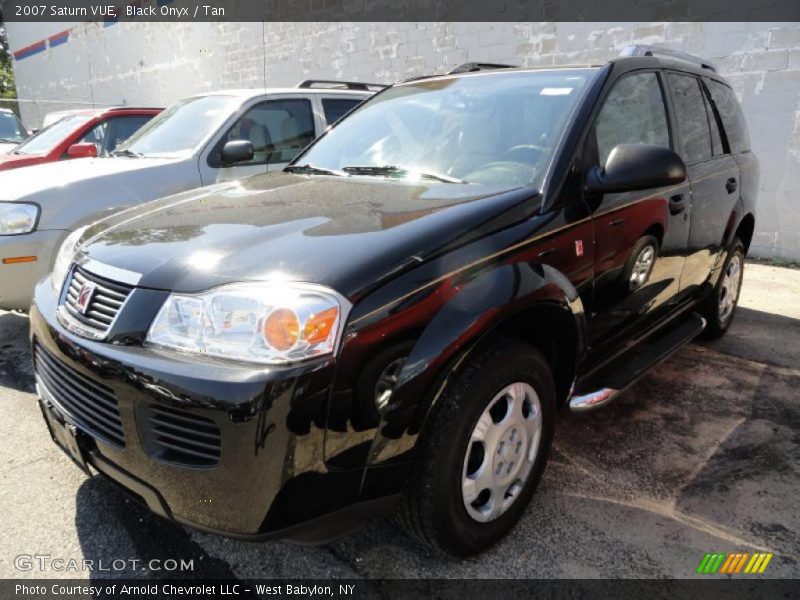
[666,72,740,292]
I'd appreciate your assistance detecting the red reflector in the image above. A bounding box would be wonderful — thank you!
[575,240,584,257]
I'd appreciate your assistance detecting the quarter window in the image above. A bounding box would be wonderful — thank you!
[594,72,670,166]
[668,73,714,163]
[322,98,362,125]
[222,99,315,166]
[706,79,750,154]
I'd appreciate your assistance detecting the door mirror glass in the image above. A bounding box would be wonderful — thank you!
[586,143,686,194]
[66,143,98,159]
[221,140,254,165]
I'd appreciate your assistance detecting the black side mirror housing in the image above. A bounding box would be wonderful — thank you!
[586,144,687,194]
[220,140,254,166]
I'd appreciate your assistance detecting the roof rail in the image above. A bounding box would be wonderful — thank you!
[619,45,716,72]
[296,80,386,92]
[449,62,518,74]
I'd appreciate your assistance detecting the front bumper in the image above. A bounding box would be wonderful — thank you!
[30,277,398,541]
[0,229,66,310]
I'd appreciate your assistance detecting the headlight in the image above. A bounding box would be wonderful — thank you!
[51,226,89,293]
[0,202,39,235]
[146,283,351,365]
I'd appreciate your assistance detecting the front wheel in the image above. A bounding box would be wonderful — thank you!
[700,238,745,339]
[396,335,555,556]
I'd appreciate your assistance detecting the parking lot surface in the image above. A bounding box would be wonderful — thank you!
[0,262,798,579]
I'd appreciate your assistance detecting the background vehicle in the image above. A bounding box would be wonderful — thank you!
[0,81,378,310]
[0,106,162,172]
[30,49,756,557]
[0,108,29,154]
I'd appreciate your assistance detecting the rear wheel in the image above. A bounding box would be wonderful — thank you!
[700,238,745,339]
[396,335,555,556]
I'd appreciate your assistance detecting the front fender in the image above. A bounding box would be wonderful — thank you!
[363,260,585,469]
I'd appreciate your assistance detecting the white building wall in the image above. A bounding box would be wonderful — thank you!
[5,22,800,260]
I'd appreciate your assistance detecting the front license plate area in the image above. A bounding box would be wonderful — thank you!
[39,399,93,475]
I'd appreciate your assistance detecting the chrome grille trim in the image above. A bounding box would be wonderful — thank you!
[60,265,134,338]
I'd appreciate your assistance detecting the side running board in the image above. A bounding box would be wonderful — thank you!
[569,313,706,413]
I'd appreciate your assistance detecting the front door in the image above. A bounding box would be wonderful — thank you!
[583,71,691,352]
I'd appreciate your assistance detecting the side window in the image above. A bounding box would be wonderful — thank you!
[78,122,107,155]
[703,86,725,157]
[77,116,153,156]
[103,116,153,154]
[668,73,713,164]
[222,99,315,166]
[594,72,670,166]
[706,79,750,154]
[322,98,362,125]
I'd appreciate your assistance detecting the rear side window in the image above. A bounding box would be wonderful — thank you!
[668,73,713,164]
[594,72,670,166]
[706,79,750,153]
[322,98,362,125]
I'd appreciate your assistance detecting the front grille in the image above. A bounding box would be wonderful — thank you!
[34,342,125,448]
[142,405,221,468]
[63,266,133,334]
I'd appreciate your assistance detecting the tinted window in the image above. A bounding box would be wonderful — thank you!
[703,86,725,156]
[595,72,670,165]
[79,115,154,156]
[322,98,361,125]
[669,73,713,163]
[706,79,750,153]
[222,98,315,166]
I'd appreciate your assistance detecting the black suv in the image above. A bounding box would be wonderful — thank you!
[31,47,757,556]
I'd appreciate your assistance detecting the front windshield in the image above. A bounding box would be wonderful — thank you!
[0,112,27,144]
[12,113,93,155]
[116,95,240,158]
[297,69,595,188]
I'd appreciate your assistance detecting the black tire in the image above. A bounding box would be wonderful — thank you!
[699,238,745,340]
[396,334,555,557]
[622,235,659,291]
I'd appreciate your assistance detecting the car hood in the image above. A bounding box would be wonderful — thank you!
[0,156,197,228]
[79,172,540,300]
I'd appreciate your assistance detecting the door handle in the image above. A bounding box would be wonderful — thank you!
[726,177,737,194]
[609,218,625,226]
[669,194,686,215]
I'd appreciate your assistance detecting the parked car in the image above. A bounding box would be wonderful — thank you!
[0,106,162,172]
[0,108,29,154]
[0,82,377,310]
[30,48,756,556]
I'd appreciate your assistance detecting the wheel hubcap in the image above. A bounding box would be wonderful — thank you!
[630,245,655,288]
[461,382,542,522]
[718,253,742,323]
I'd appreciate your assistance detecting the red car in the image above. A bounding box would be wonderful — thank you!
[0,107,162,172]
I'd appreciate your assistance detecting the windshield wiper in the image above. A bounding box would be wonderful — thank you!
[111,148,144,158]
[342,165,466,184]
[0,138,21,144]
[284,163,346,177]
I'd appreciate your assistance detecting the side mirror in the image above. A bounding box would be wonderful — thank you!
[586,144,686,194]
[221,140,254,165]
[66,143,98,159]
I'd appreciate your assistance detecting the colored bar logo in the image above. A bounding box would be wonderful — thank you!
[697,552,773,575]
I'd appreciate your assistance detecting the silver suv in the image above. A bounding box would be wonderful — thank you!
[0,81,379,310]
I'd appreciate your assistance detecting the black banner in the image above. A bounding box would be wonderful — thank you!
[3,579,800,600]
[1,0,800,22]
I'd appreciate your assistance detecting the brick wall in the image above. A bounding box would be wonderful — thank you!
[6,22,800,260]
